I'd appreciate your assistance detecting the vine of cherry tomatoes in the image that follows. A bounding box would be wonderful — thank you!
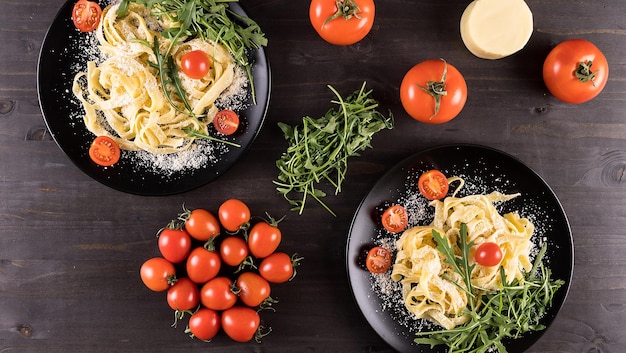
[140,199,302,343]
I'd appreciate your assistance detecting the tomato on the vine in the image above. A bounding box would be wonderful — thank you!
[259,252,300,283]
[201,276,238,311]
[381,205,408,233]
[167,277,200,311]
[248,219,282,258]
[400,59,467,124]
[475,242,503,267]
[180,50,210,79]
[186,247,221,284]
[158,228,191,263]
[187,308,221,341]
[219,236,249,267]
[71,0,102,32]
[89,135,120,167]
[213,109,240,135]
[543,39,609,104]
[309,0,375,46]
[236,272,271,307]
[221,306,261,343]
[418,170,449,201]
[140,257,176,292]
[365,246,391,274]
[218,199,251,233]
[183,208,220,241]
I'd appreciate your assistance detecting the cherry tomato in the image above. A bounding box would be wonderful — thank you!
[213,109,240,135]
[167,277,200,311]
[219,236,249,267]
[543,39,609,104]
[381,205,408,233]
[184,208,220,241]
[400,59,467,124]
[200,276,238,311]
[158,228,192,263]
[71,0,102,32]
[186,247,221,284]
[180,50,210,79]
[89,135,120,167]
[259,252,300,283]
[187,308,221,341]
[365,246,392,274]
[475,242,503,267]
[221,306,261,343]
[248,220,282,258]
[218,199,251,233]
[140,257,176,292]
[236,272,271,307]
[418,170,449,201]
[309,0,375,46]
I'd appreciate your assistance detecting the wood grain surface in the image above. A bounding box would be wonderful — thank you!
[1,0,625,352]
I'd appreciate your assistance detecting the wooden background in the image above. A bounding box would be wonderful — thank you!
[1,0,625,352]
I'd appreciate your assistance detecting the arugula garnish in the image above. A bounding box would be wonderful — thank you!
[422,224,565,353]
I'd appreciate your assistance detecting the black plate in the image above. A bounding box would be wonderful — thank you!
[37,0,270,196]
[346,144,573,353]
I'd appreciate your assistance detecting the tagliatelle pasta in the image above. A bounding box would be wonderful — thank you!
[72,3,236,154]
[391,190,534,330]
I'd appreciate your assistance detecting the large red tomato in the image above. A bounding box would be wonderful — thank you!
[543,39,609,104]
[400,59,467,124]
[309,0,375,46]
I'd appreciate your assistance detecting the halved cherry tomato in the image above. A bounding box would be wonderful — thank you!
[200,276,238,311]
[167,277,200,311]
[186,247,221,284]
[258,252,301,283]
[140,257,176,292]
[89,135,120,167]
[381,205,408,233]
[71,0,102,32]
[221,306,261,343]
[187,308,221,341]
[213,110,240,135]
[248,219,282,258]
[475,242,503,267]
[218,199,251,233]
[418,170,449,200]
[309,0,375,46]
[183,208,220,241]
[180,50,210,79]
[365,246,391,274]
[219,236,249,267]
[236,272,271,307]
[400,59,467,124]
[158,228,192,264]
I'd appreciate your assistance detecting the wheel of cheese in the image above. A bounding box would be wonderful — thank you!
[460,0,533,59]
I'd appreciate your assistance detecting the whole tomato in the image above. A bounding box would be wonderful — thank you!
[400,59,467,124]
[186,247,221,284]
[259,252,301,284]
[309,0,375,46]
[221,306,261,342]
[158,228,192,263]
[167,277,200,311]
[187,308,221,341]
[543,39,609,104]
[219,236,250,267]
[218,199,251,233]
[236,272,271,307]
[201,276,238,311]
[248,219,282,258]
[183,208,220,241]
[140,257,176,292]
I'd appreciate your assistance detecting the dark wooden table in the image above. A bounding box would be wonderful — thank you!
[1,0,625,352]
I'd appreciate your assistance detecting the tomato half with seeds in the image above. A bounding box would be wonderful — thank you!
[213,109,240,135]
[381,205,408,233]
[180,50,210,79]
[187,308,221,341]
[543,39,609,104]
[89,135,120,167]
[167,277,200,311]
[218,199,251,233]
[72,0,102,32]
[236,272,271,307]
[475,242,503,267]
[221,306,261,343]
[400,59,467,124]
[309,0,375,46]
[418,170,449,200]
[365,246,391,274]
[140,257,176,292]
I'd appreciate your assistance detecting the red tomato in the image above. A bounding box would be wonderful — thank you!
[309,0,375,46]
[71,0,102,32]
[381,205,408,233]
[418,170,449,200]
[543,39,609,104]
[259,252,300,283]
[180,50,210,79]
[365,246,391,274]
[219,236,249,267]
[236,272,271,307]
[221,306,261,343]
[140,257,176,292]
[186,247,221,284]
[400,59,467,124]
[213,109,240,135]
[158,228,192,263]
[167,278,200,311]
[200,276,238,311]
[248,220,282,258]
[183,208,220,241]
[475,242,503,267]
[218,199,251,233]
[89,135,120,167]
[187,308,221,341]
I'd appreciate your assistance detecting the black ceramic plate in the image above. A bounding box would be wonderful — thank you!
[347,144,573,353]
[37,0,270,195]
